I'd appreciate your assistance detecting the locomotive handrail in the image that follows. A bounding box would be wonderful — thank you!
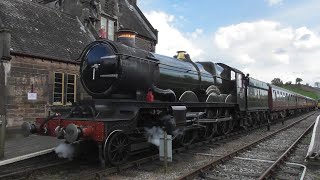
[116,53,160,64]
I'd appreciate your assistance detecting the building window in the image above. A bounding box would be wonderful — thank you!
[100,16,115,41]
[53,72,64,105]
[53,72,77,105]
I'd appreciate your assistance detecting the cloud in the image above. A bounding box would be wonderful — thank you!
[143,10,320,85]
[212,20,320,84]
[293,27,320,49]
[265,0,283,6]
[144,11,204,58]
[270,0,320,27]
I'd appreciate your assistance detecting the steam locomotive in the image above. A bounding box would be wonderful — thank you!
[22,37,317,166]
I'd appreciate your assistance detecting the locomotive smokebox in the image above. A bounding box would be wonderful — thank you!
[117,29,137,48]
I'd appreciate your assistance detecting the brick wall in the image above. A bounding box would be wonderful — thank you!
[6,55,89,127]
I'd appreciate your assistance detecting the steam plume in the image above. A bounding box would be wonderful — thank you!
[144,126,164,146]
[54,143,75,160]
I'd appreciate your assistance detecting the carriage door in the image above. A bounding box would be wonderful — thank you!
[236,73,246,111]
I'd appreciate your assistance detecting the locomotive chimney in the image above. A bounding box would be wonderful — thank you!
[117,29,137,48]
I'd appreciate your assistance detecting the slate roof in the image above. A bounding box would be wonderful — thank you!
[0,0,95,63]
[118,0,157,42]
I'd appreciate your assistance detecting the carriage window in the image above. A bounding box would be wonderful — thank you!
[215,64,223,77]
[231,71,236,80]
[236,73,241,87]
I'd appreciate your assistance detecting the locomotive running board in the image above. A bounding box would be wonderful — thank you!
[197,117,233,123]
[100,74,118,78]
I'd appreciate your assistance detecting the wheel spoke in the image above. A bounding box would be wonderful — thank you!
[112,152,118,161]
[120,137,126,145]
[111,148,118,153]
[106,132,130,165]
[112,144,119,148]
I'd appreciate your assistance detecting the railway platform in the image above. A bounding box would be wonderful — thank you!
[306,115,320,162]
[0,129,63,166]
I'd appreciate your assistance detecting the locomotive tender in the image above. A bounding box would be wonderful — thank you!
[22,38,317,166]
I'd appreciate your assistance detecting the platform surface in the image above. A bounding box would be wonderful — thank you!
[1,134,63,161]
[306,115,320,159]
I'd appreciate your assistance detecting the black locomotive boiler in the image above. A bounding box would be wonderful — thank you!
[22,38,317,166]
[80,40,225,101]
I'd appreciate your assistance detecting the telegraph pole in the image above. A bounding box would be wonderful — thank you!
[0,28,11,159]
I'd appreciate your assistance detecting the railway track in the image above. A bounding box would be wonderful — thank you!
[73,112,317,180]
[0,152,69,180]
[177,112,317,180]
[1,112,316,179]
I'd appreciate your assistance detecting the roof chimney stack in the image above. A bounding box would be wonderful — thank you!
[0,28,11,61]
[117,29,137,48]
[128,0,137,5]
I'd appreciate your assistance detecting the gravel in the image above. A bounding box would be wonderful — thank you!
[18,112,320,180]
[105,112,319,180]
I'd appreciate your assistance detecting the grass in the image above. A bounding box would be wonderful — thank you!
[281,84,320,100]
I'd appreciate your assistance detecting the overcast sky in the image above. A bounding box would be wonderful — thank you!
[138,0,320,85]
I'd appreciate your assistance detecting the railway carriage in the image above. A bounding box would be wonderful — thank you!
[269,85,297,118]
[22,39,317,166]
[269,85,316,119]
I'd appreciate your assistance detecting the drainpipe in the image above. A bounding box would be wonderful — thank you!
[0,28,11,159]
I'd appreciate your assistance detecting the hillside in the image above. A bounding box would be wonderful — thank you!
[281,84,320,100]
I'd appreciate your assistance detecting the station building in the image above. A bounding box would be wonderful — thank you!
[0,0,157,127]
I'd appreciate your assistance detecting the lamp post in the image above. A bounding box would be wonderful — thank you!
[0,28,11,159]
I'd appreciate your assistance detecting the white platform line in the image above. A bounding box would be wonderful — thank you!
[0,148,55,166]
[306,115,320,158]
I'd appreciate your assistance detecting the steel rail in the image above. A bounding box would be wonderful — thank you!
[0,148,54,166]
[76,112,315,180]
[194,155,307,180]
[0,160,68,179]
[76,128,249,180]
[258,120,315,179]
[0,154,69,179]
[76,115,278,180]
[176,111,317,180]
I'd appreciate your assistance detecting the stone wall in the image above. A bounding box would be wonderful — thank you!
[6,55,89,127]
[135,36,155,52]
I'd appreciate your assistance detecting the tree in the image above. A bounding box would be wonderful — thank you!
[296,78,303,84]
[315,82,320,88]
[271,78,283,86]
[285,81,292,85]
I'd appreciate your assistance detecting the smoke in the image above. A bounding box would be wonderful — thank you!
[144,126,164,147]
[54,143,75,160]
[172,128,184,138]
